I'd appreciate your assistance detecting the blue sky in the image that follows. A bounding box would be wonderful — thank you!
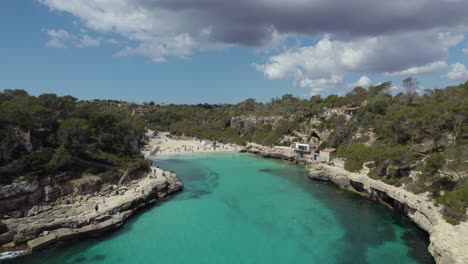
[1,1,467,104]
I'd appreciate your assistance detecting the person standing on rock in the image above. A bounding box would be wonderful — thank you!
[95,205,99,213]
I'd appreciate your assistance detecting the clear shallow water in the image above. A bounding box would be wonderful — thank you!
[7,153,434,264]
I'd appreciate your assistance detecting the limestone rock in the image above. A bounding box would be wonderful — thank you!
[307,171,329,181]
[0,231,14,245]
[0,182,39,199]
[66,176,102,195]
[43,185,61,203]
[27,233,57,251]
[11,211,24,218]
[0,182,44,215]
[27,206,41,217]
[0,221,8,235]
[330,175,351,188]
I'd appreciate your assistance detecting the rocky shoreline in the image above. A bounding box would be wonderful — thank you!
[242,143,468,264]
[0,167,182,260]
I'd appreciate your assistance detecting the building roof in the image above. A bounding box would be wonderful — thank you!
[321,148,336,153]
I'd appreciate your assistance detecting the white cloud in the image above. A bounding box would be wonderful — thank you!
[46,29,72,48]
[296,75,345,95]
[78,35,100,47]
[39,0,214,61]
[463,47,468,54]
[114,33,197,62]
[255,32,461,94]
[390,85,403,92]
[38,0,468,94]
[45,28,101,49]
[446,63,468,81]
[385,61,448,76]
[39,0,468,64]
[347,76,372,88]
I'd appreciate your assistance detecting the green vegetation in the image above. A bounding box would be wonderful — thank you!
[142,80,468,224]
[1,80,467,224]
[436,180,468,224]
[330,81,468,224]
[144,94,317,146]
[0,90,148,185]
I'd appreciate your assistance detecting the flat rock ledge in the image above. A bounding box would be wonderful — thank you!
[241,143,296,161]
[243,143,468,264]
[0,167,182,258]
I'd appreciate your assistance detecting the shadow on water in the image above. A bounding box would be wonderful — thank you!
[72,254,106,263]
[154,158,220,201]
[257,157,434,264]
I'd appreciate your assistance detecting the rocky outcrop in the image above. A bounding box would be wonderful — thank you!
[307,171,329,181]
[65,176,102,195]
[246,143,468,264]
[0,221,8,235]
[306,163,468,264]
[0,182,44,215]
[231,116,296,135]
[43,184,62,203]
[242,143,296,161]
[1,167,182,256]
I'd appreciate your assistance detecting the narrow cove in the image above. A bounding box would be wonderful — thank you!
[7,153,434,264]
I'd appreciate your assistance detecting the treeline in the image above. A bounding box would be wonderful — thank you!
[328,81,468,224]
[0,90,149,185]
[145,94,326,145]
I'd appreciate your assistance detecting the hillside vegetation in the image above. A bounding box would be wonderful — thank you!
[1,80,466,224]
[0,90,149,186]
[144,80,468,224]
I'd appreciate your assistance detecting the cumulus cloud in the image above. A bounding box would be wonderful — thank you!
[40,0,468,59]
[78,35,100,47]
[297,75,345,95]
[46,29,72,48]
[45,28,101,49]
[385,61,448,76]
[39,0,468,92]
[254,32,462,93]
[348,76,372,88]
[447,63,468,81]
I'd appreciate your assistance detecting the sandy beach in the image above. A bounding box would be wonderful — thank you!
[142,132,241,157]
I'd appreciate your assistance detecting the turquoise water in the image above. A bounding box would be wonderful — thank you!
[7,153,433,264]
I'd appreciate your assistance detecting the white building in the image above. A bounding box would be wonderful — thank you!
[293,142,312,152]
[293,142,315,158]
[317,148,336,162]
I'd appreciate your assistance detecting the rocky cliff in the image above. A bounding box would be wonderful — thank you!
[230,115,296,135]
[0,167,182,257]
[241,142,296,160]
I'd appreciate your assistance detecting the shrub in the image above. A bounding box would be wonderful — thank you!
[436,181,468,225]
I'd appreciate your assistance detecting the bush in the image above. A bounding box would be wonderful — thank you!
[48,145,72,171]
[436,181,468,224]
[337,144,374,172]
[100,168,122,185]
[423,153,446,176]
